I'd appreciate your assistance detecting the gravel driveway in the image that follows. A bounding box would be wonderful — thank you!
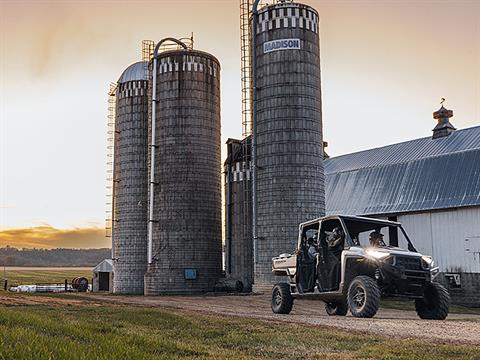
[88,293,480,345]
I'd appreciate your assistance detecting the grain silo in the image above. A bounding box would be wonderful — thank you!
[112,61,149,294]
[224,137,253,292]
[144,39,222,294]
[252,1,325,286]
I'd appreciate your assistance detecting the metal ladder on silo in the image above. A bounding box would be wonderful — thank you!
[105,82,118,261]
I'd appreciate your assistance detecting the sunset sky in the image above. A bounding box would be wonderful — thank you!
[1,0,479,248]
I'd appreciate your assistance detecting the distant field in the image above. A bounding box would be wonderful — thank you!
[0,299,478,360]
[1,268,93,287]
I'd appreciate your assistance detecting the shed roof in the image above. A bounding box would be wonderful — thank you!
[325,126,480,216]
[93,259,113,273]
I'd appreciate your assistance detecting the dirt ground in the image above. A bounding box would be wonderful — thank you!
[2,292,478,345]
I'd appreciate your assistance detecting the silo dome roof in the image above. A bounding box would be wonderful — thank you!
[118,61,148,83]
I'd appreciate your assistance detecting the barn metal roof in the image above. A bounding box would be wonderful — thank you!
[325,126,480,216]
[118,61,148,83]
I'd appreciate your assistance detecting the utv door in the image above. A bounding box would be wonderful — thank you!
[317,218,346,292]
[296,222,320,293]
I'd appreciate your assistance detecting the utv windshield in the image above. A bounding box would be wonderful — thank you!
[342,218,417,252]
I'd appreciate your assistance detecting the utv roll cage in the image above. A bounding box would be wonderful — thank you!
[299,215,418,252]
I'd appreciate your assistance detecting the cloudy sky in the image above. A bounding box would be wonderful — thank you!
[1,0,479,248]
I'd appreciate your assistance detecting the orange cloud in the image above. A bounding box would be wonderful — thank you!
[0,226,110,249]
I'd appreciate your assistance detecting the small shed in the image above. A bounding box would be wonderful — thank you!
[93,259,113,292]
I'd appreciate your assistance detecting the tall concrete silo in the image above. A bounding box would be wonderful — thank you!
[112,61,149,294]
[224,137,253,292]
[144,41,222,294]
[252,1,325,286]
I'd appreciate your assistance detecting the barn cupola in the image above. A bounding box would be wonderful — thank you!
[432,103,456,139]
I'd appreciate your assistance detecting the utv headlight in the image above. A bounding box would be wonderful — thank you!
[366,249,390,260]
[421,256,433,269]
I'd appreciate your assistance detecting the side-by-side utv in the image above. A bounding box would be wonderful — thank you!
[271,215,450,319]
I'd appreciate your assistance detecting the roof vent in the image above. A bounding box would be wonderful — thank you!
[432,100,456,139]
[323,141,329,159]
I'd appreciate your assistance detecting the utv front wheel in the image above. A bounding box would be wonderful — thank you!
[325,301,348,316]
[271,283,293,314]
[347,276,380,318]
[415,282,449,320]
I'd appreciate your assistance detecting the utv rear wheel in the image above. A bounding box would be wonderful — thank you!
[325,301,348,316]
[347,276,380,318]
[271,283,293,314]
[415,282,449,320]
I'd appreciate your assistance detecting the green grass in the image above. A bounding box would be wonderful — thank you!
[1,269,92,288]
[0,301,478,360]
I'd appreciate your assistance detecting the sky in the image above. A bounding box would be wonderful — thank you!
[1,0,479,248]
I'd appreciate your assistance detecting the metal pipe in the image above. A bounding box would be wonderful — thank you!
[226,147,232,274]
[147,55,157,264]
[147,37,190,264]
[155,38,188,53]
[252,0,261,275]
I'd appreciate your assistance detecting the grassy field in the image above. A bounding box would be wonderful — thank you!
[1,269,92,288]
[2,270,479,315]
[0,301,478,360]
[0,270,478,359]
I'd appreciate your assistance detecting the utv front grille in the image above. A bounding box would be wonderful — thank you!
[395,256,422,270]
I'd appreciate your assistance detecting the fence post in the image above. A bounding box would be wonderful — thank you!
[65,279,68,292]
[4,279,7,291]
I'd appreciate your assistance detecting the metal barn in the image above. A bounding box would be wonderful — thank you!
[325,108,480,305]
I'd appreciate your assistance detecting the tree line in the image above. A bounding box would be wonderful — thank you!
[0,246,111,267]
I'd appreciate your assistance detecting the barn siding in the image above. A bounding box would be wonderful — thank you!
[397,207,480,273]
